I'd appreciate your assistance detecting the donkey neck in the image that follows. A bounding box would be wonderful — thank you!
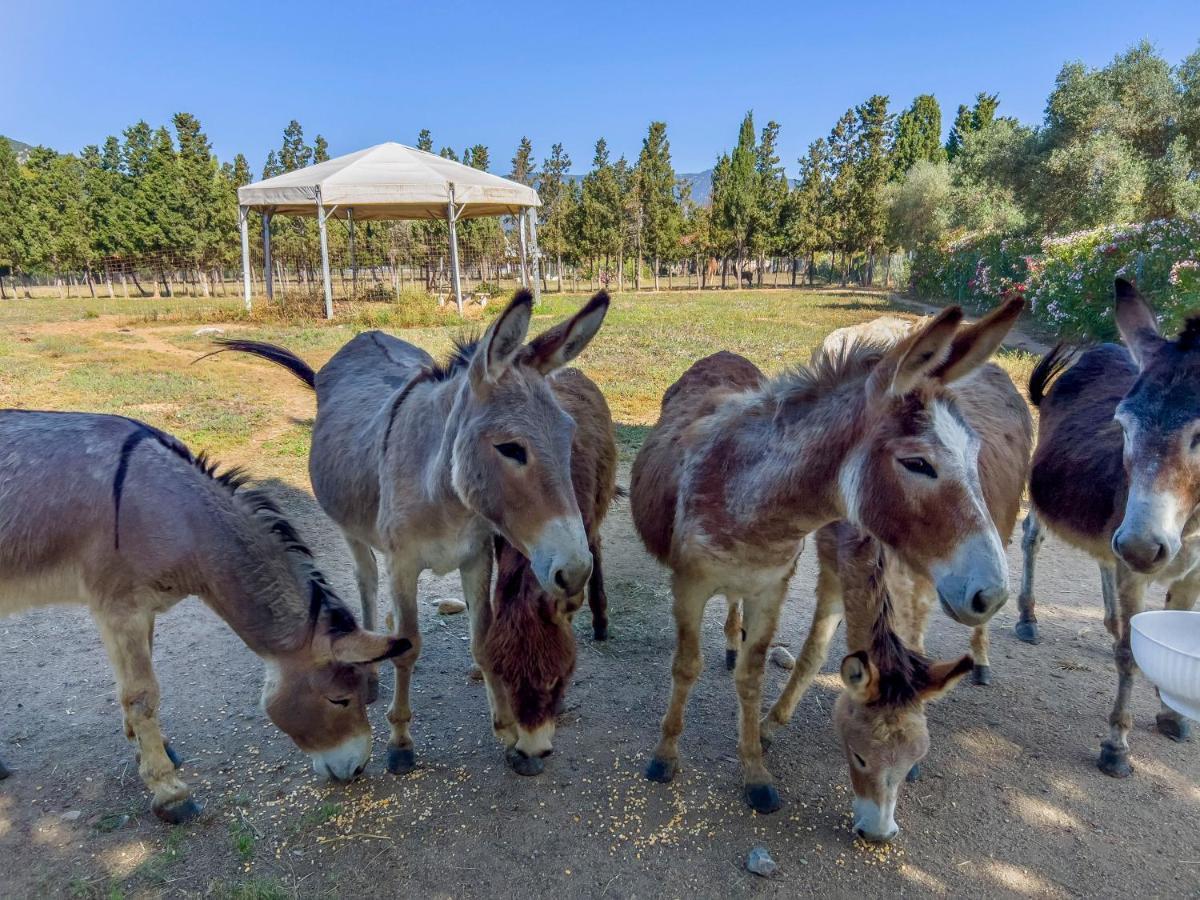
[689,379,869,557]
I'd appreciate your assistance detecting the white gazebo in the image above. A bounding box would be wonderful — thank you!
[237,142,542,317]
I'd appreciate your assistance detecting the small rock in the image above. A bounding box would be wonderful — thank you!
[467,664,484,682]
[59,810,82,822]
[194,326,225,336]
[746,846,778,877]
[770,646,796,670]
[435,598,468,615]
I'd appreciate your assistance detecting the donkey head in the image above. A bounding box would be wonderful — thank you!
[482,539,578,770]
[834,627,973,843]
[452,290,609,598]
[1112,279,1200,573]
[841,298,1024,626]
[262,596,410,781]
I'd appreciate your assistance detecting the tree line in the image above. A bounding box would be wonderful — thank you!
[2,40,1197,298]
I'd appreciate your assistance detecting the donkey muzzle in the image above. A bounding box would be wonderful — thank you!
[933,532,1009,627]
[530,516,593,598]
[311,732,371,782]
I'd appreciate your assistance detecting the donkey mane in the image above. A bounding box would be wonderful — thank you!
[864,554,934,709]
[768,337,893,408]
[117,419,345,629]
[1028,343,1081,409]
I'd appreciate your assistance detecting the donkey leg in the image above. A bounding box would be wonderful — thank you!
[723,597,742,671]
[1098,565,1145,778]
[646,577,709,784]
[1100,564,1120,640]
[346,535,381,703]
[587,537,609,641]
[736,587,786,814]
[384,561,423,775]
[971,626,992,686]
[761,561,844,745]
[95,610,196,823]
[1155,574,1199,742]
[1015,509,1044,644]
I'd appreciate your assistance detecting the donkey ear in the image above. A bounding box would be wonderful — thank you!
[869,306,964,398]
[1114,279,1162,367]
[840,651,880,704]
[471,290,534,386]
[331,630,412,665]
[917,654,974,702]
[522,291,610,374]
[932,297,1024,384]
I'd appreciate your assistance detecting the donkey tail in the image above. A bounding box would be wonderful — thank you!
[197,339,316,390]
[1028,343,1076,408]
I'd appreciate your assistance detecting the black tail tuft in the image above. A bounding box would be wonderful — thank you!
[196,339,316,390]
[1028,343,1077,408]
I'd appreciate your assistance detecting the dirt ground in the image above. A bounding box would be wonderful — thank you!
[2,458,1199,898]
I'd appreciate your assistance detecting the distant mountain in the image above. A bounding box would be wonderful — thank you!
[1,135,35,162]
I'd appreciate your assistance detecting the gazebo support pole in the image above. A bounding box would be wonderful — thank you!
[348,207,356,301]
[239,205,252,311]
[527,208,542,305]
[447,186,464,316]
[518,209,530,289]
[316,188,334,319]
[261,211,274,301]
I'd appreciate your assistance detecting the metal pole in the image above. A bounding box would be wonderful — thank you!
[527,208,542,305]
[517,209,530,289]
[447,186,464,315]
[316,188,334,319]
[348,207,356,300]
[239,205,252,310]
[261,211,273,301]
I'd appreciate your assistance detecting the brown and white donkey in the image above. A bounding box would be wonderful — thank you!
[1019,279,1200,777]
[208,291,609,774]
[631,299,1023,814]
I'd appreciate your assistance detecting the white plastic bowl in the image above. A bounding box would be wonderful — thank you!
[1130,610,1200,721]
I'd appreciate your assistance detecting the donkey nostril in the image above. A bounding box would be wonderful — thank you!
[354,764,365,778]
[554,569,569,591]
[1153,541,1168,564]
[971,590,989,615]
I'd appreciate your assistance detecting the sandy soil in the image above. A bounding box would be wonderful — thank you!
[2,449,1198,899]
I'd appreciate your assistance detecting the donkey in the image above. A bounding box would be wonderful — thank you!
[0,410,408,823]
[630,298,1024,813]
[1019,279,1200,777]
[481,368,618,772]
[723,317,1032,687]
[207,290,609,774]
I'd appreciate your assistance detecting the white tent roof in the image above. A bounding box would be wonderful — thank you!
[237,142,540,221]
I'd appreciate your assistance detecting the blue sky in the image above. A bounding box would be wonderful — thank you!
[3,1,1198,177]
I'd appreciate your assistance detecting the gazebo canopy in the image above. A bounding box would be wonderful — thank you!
[236,142,542,318]
[237,142,540,220]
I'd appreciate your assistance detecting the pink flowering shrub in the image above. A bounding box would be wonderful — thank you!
[915,216,1200,339]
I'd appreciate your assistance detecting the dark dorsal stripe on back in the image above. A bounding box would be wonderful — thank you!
[109,416,348,630]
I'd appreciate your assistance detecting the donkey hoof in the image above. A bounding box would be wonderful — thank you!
[505,748,545,777]
[366,673,381,706]
[154,797,203,825]
[725,649,738,671]
[386,746,416,775]
[973,664,993,686]
[645,756,678,783]
[759,729,774,751]
[744,783,782,815]
[1097,743,1132,778]
[164,743,183,769]
[1156,712,1191,743]
[0,757,11,779]
[1014,620,1040,645]
[593,623,608,642]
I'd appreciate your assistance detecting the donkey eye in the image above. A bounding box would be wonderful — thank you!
[1190,432,1200,452]
[495,442,528,465]
[853,752,868,769]
[899,457,937,479]
[328,697,350,707]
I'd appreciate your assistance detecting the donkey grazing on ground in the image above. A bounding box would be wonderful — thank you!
[722,315,1032,688]
[631,298,1023,813]
[208,291,610,774]
[481,368,618,772]
[1019,279,1200,777]
[0,411,408,822]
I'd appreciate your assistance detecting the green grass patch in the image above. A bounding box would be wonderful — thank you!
[228,819,257,862]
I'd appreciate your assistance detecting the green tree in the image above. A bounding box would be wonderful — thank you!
[416,129,433,152]
[279,120,313,172]
[851,95,893,283]
[539,142,575,290]
[826,108,859,282]
[313,134,330,163]
[0,137,25,294]
[509,137,537,185]
[752,119,788,284]
[572,138,623,282]
[886,159,952,249]
[892,94,944,178]
[945,104,973,160]
[634,121,682,290]
[784,137,834,284]
[711,111,759,286]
